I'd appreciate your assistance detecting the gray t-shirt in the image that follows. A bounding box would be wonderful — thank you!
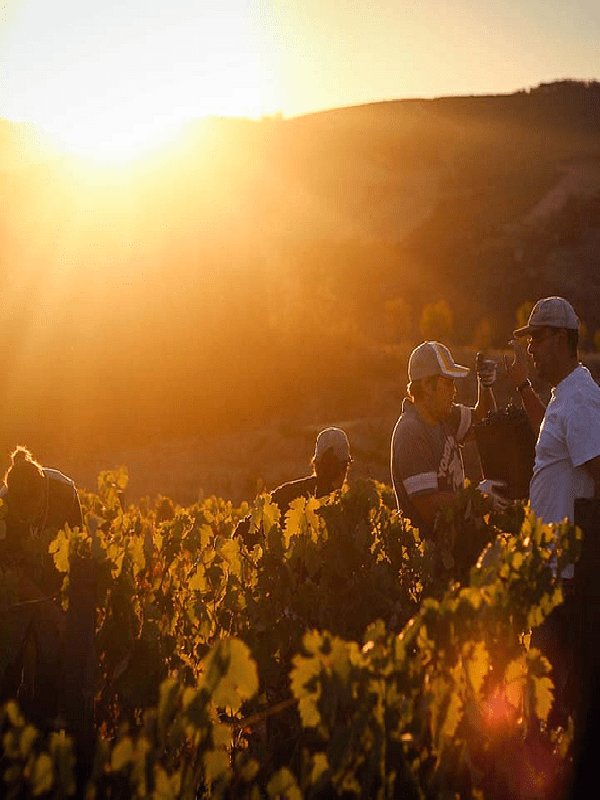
[391,398,472,533]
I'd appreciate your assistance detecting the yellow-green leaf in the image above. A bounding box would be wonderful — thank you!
[532,676,554,722]
[204,749,230,783]
[203,638,258,711]
[310,753,329,783]
[49,529,70,573]
[198,524,213,551]
[111,737,134,771]
[19,725,38,758]
[267,767,302,800]
[240,758,260,782]
[48,731,77,796]
[505,656,526,689]
[258,496,280,538]
[219,538,241,577]
[297,694,321,729]
[188,565,207,592]
[153,765,181,800]
[31,753,54,796]
[440,691,463,740]
[6,701,23,727]
[129,535,146,574]
[465,641,489,696]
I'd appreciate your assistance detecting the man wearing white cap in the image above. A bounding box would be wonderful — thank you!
[391,341,502,536]
[234,427,351,546]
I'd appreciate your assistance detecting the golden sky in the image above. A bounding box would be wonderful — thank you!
[1,0,599,159]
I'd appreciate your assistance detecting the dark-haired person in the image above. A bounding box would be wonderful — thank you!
[0,446,83,543]
[391,341,504,539]
[506,297,600,759]
[234,427,352,546]
[0,447,85,729]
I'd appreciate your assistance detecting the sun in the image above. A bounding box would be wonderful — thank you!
[1,0,278,164]
[40,113,187,164]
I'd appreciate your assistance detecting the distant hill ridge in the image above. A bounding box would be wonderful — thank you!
[2,78,600,296]
[1,79,600,464]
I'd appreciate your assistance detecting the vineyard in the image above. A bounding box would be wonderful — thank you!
[0,470,581,799]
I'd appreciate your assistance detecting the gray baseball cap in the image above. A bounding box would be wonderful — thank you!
[314,427,351,462]
[408,341,470,381]
[513,296,579,337]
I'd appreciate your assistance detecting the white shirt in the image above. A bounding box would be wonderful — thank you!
[530,364,600,577]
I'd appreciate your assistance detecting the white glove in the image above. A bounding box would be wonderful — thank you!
[477,479,510,512]
[477,358,497,388]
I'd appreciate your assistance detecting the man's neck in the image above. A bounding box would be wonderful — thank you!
[550,358,579,389]
[413,399,439,425]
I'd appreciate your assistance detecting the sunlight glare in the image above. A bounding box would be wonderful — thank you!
[1,0,277,163]
[42,112,188,164]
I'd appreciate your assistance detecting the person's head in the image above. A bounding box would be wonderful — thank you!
[513,297,579,385]
[312,427,351,492]
[407,341,469,422]
[4,446,45,524]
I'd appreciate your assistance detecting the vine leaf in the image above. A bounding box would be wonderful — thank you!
[31,753,53,796]
[267,767,302,799]
[110,737,134,771]
[203,638,258,711]
[49,529,71,574]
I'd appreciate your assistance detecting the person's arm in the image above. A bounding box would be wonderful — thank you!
[504,339,545,434]
[69,488,84,529]
[585,455,600,498]
[410,490,458,530]
[392,423,449,527]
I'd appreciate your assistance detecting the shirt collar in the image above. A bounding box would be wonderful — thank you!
[551,363,585,398]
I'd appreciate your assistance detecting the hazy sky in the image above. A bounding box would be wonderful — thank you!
[1,0,599,158]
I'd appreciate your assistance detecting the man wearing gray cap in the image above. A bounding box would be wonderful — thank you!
[269,427,351,515]
[391,341,503,536]
[234,427,352,546]
[506,296,600,738]
[506,296,600,535]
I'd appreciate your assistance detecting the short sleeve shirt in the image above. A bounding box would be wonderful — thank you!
[530,364,600,526]
[391,398,472,532]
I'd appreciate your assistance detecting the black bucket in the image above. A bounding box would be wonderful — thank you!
[474,405,536,500]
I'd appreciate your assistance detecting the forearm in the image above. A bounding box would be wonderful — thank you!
[517,382,545,435]
[412,490,458,529]
[504,339,545,434]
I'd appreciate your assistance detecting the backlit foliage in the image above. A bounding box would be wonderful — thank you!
[0,473,579,797]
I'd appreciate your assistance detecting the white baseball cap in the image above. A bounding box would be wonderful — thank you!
[408,341,470,381]
[314,427,351,463]
[513,296,579,336]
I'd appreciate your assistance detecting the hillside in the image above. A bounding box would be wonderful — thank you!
[1,79,600,499]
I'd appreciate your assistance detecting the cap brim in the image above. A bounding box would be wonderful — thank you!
[513,324,538,337]
[441,365,470,378]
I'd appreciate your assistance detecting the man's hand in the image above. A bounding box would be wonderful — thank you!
[503,339,529,389]
[477,479,510,512]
